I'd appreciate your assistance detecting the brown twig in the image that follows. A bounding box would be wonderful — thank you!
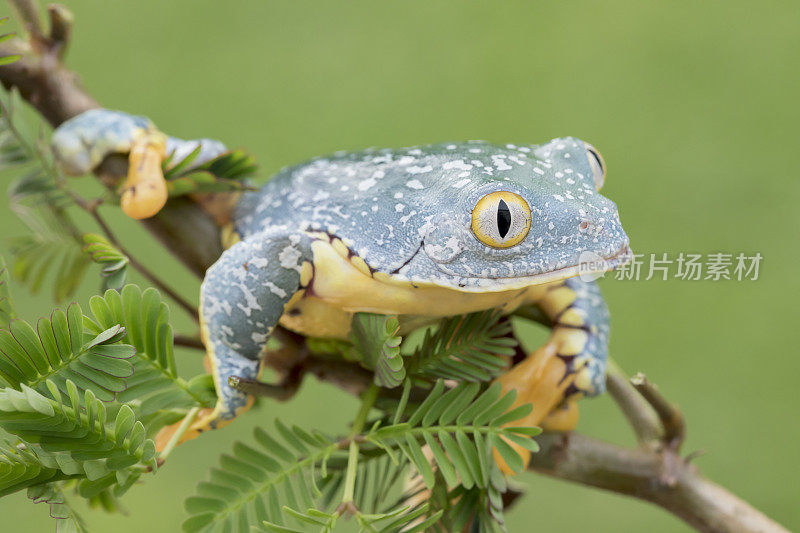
[631,372,686,450]
[173,334,205,351]
[0,6,790,533]
[8,0,43,36]
[606,360,663,448]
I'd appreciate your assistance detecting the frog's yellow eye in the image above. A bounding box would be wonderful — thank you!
[471,191,531,248]
[584,142,606,190]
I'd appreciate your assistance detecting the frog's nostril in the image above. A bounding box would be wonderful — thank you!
[578,220,591,232]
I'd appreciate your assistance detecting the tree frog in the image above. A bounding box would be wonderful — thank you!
[52,110,631,468]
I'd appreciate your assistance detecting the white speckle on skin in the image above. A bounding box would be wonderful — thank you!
[452,178,471,188]
[406,179,424,189]
[395,203,405,212]
[357,177,377,191]
[279,245,302,272]
[443,160,473,171]
[394,192,404,199]
[407,165,432,174]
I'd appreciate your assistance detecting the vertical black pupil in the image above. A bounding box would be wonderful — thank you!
[497,199,512,238]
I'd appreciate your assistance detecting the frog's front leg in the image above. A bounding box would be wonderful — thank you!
[495,277,610,472]
[157,228,314,448]
[51,109,226,219]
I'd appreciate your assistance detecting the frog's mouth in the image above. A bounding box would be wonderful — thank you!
[394,240,632,292]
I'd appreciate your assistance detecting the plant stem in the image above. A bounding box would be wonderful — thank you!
[341,384,380,508]
[158,407,200,461]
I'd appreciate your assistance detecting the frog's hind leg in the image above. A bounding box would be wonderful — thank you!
[494,278,610,473]
[155,229,314,450]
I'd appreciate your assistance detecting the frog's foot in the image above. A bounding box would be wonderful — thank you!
[52,109,168,218]
[52,109,227,219]
[492,330,588,474]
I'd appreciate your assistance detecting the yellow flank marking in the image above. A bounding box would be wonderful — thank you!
[574,368,593,393]
[331,238,349,258]
[277,240,561,339]
[221,224,241,249]
[538,286,577,319]
[553,327,588,356]
[372,271,393,283]
[350,255,372,276]
[299,261,314,287]
[558,308,585,327]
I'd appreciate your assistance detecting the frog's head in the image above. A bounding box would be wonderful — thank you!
[400,138,631,291]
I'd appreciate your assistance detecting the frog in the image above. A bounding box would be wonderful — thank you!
[52,110,631,469]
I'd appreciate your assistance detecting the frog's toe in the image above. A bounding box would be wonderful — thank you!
[52,109,155,175]
[539,398,579,432]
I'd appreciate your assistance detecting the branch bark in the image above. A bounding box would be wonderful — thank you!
[0,7,789,533]
[529,433,786,533]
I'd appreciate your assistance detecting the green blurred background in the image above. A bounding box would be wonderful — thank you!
[1,0,799,531]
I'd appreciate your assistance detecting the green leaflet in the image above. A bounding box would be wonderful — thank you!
[349,313,405,388]
[84,285,215,418]
[0,302,134,401]
[406,310,517,383]
[0,442,69,498]
[0,381,156,488]
[182,420,340,532]
[0,19,20,66]
[82,234,130,291]
[164,147,257,196]
[369,382,539,487]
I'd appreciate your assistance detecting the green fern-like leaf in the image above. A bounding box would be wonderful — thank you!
[7,206,89,302]
[83,234,130,291]
[0,380,157,484]
[349,313,405,388]
[406,311,517,383]
[182,420,340,532]
[84,285,215,418]
[0,256,16,329]
[0,442,70,497]
[164,148,257,196]
[0,303,135,401]
[368,381,539,486]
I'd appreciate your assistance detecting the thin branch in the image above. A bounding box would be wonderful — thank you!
[173,334,205,351]
[8,0,43,37]
[606,359,663,449]
[528,433,788,533]
[631,372,686,450]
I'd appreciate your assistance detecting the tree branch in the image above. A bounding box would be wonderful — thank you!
[0,6,789,533]
[528,433,787,533]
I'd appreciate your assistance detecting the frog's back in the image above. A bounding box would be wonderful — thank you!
[233,141,540,272]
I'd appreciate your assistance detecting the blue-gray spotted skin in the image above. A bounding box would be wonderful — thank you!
[201,229,313,421]
[235,139,630,291]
